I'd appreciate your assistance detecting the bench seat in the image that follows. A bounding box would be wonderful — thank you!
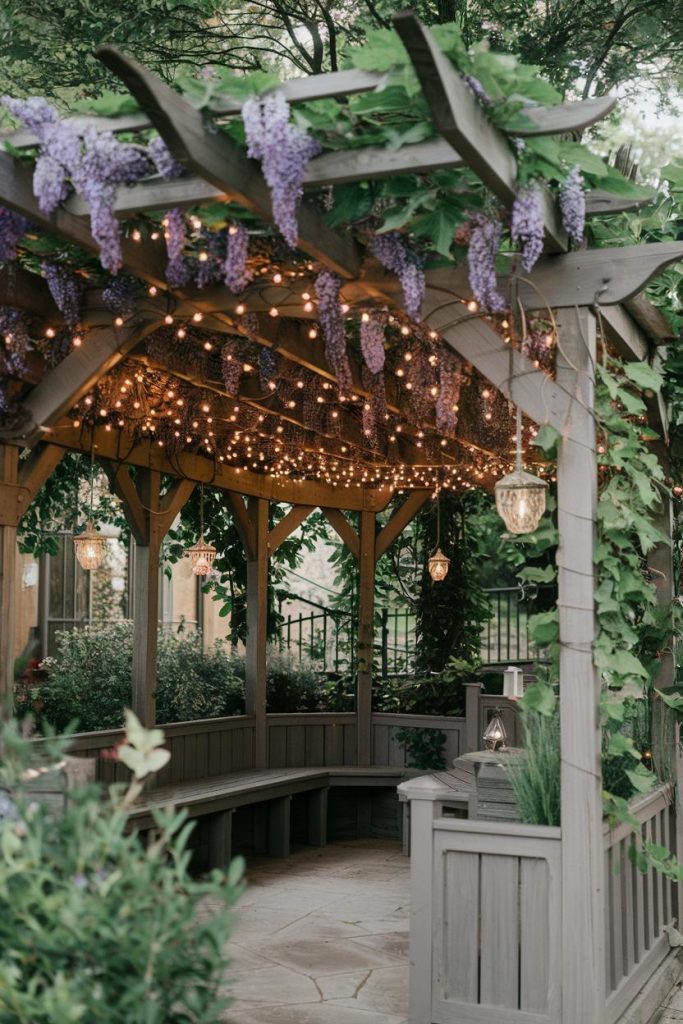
[129,765,417,865]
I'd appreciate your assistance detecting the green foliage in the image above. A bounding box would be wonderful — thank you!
[373,656,474,715]
[0,714,242,1022]
[506,696,561,828]
[395,726,447,770]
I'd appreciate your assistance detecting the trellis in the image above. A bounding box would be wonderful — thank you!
[0,12,682,1022]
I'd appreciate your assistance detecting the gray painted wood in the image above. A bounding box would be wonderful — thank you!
[209,808,233,868]
[555,307,605,1023]
[440,851,479,1003]
[308,787,328,847]
[246,497,268,768]
[480,854,520,1008]
[268,795,292,858]
[520,857,550,1013]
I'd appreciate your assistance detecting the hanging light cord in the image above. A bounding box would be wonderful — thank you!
[88,443,96,522]
[199,483,205,538]
[515,406,523,473]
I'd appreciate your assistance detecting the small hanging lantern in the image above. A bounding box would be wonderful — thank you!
[187,484,217,576]
[495,407,547,534]
[428,484,450,582]
[483,712,508,752]
[73,444,105,571]
[428,547,450,582]
[74,521,106,571]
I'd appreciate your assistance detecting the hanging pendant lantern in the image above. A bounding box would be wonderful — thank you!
[428,485,450,582]
[428,547,450,582]
[187,484,217,576]
[74,520,106,571]
[73,444,105,571]
[495,407,547,534]
[483,712,508,752]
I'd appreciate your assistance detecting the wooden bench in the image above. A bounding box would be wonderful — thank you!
[129,765,416,866]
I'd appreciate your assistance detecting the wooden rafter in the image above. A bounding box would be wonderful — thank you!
[0,443,64,527]
[394,12,567,253]
[0,317,160,444]
[95,47,362,281]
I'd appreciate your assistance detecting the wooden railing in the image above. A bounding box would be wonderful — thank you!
[51,715,257,784]
[604,783,677,1024]
[371,712,466,767]
[267,712,357,767]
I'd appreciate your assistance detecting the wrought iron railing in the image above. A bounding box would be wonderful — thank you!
[275,584,551,674]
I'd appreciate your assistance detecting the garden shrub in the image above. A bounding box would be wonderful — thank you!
[0,713,242,1022]
[395,727,447,770]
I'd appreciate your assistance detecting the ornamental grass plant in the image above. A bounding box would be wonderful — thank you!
[506,702,561,827]
[0,713,242,1022]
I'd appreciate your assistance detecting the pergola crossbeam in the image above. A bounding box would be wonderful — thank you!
[320,507,360,558]
[375,489,431,561]
[268,505,315,554]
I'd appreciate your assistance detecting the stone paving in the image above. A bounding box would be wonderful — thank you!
[660,975,683,1022]
[217,839,410,1023]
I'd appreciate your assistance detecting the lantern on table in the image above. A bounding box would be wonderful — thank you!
[483,712,508,752]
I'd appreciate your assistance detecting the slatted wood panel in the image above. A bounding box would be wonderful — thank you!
[266,713,357,768]
[35,715,257,784]
[431,819,561,1024]
[604,785,676,1024]
[371,713,466,767]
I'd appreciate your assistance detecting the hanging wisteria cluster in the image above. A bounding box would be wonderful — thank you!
[221,338,242,395]
[511,184,544,272]
[467,215,506,313]
[242,91,321,248]
[102,274,141,317]
[164,208,191,288]
[436,350,463,436]
[3,97,152,274]
[315,270,353,396]
[360,314,386,375]
[147,137,184,181]
[42,261,82,326]
[223,222,251,293]
[0,207,29,264]
[559,166,586,245]
[370,232,425,321]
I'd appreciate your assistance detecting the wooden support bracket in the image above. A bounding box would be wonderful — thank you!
[225,491,257,560]
[268,505,315,554]
[320,507,360,559]
[375,490,431,562]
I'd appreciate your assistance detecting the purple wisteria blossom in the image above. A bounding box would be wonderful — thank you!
[360,315,385,375]
[0,207,28,263]
[147,137,184,180]
[221,338,242,395]
[223,222,250,293]
[463,75,491,106]
[259,347,278,388]
[0,307,31,376]
[242,91,321,248]
[467,215,507,313]
[102,275,140,317]
[436,350,463,436]
[2,97,152,273]
[559,166,586,245]
[361,364,386,448]
[42,261,82,326]
[315,270,353,396]
[164,208,190,288]
[370,232,425,321]
[511,184,544,272]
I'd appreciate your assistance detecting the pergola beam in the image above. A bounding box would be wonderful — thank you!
[95,47,362,280]
[45,421,395,512]
[394,12,567,252]
[320,507,360,559]
[0,318,160,445]
[268,505,315,554]
[225,492,257,561]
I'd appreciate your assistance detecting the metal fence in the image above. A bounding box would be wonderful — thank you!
[275,585,550,674]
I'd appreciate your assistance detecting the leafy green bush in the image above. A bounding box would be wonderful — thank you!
[156,633,245,723]
[266,648,329,712]
[373,657,475,715]
[395,727,447,770]
[0,713,242,1022]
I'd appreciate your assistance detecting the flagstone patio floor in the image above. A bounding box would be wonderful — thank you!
[217,838,410,1024]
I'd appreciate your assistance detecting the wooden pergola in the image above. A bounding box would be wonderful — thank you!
[0,13,682,1023]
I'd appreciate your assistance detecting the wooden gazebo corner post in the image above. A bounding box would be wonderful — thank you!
[0,443,64,710]
[555,306,606,1022]
[105,463,194,727]
[357,509,376,766]
[245,495,268,769]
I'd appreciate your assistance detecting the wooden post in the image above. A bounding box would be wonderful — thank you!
[104,462,194,727]
[357,510,376,766]
[0,446,18,710]
[131,469,161,727]
[464,681,483,754]
[555,307,605,1023]
[246,496,268,768]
